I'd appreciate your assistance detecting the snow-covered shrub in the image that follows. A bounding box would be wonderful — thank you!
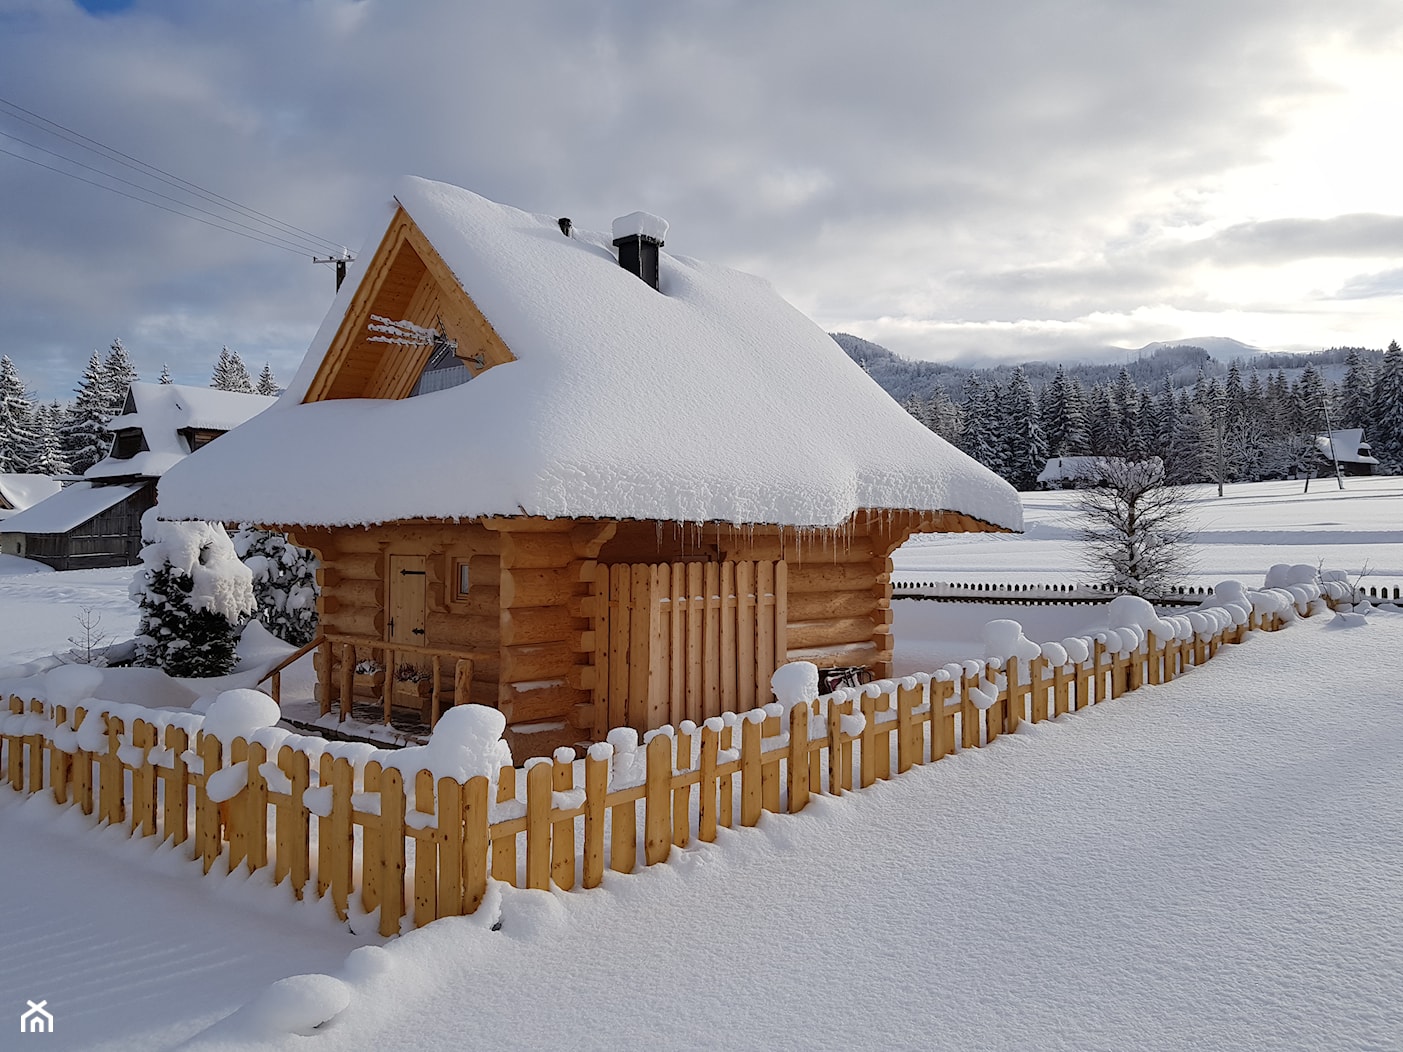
[232,527,320,646]
[132,511,256,677]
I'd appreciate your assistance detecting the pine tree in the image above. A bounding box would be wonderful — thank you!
[926,385,961,446]
[1040,365,1090,456]
[1372,340,1403,471]
[255,363,279,397]
[1001,366,1047,490]
[958,374,1003,474]
[0,355,36,472]
[61,351,113,475]
[102,337,138,416]
[1086,383,1116,457]
[158,363,173,385]
[232,528,320,645]
[26,402,69,476]
[211,347,254,393]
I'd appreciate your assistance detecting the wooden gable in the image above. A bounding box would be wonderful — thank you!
[302,205,516,404]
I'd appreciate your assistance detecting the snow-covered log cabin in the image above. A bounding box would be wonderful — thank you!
[157,178,1022,758]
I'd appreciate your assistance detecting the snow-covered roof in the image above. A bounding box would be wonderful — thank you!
[1037,456,1103,484]
[0,481,147,535]
[86,383,276,481]
[1315,429,1379,465]
[157,178,1022,531]
[0,474,62,516]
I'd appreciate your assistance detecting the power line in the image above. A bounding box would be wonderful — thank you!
[0,93,350,258]
[0,145,320,258]
[0,130,336,257]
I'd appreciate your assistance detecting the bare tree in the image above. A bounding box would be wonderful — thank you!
[1077,457,1196,598]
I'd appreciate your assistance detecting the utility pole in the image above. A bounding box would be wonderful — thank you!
[314,250,354,292]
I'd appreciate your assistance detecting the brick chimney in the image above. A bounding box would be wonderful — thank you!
[612,211,669,290]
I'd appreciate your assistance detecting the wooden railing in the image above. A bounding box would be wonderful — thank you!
[1,597,1304,939]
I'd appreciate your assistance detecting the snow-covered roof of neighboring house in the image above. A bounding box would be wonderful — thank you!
[0,481,147,535]
[1314,429,1379,465]
[86,383,276,482]
[1036,456,1103,484]
[0,474,62,517]
[157,178,1023,532]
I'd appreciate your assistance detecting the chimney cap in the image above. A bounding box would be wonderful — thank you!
[612,211,669,245]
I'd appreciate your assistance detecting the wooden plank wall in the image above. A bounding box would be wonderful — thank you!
[592,560,789,736]
[0,606,1289,939]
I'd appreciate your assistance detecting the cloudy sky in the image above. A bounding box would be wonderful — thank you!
[2,0,1401,400]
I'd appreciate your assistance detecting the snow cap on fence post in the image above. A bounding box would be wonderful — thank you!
[982,619,1041,662]
[383,703,512,780]
[202,688,281,744]
[771,661,819,713]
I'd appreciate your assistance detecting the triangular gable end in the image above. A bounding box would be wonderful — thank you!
[303,205,515,403]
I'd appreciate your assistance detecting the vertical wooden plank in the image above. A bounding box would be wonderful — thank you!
[1147,631,1162,686]
[361,761,383,912]
[437,777,463,918]
[875,695,893,780]
[131,720,157,837]
[961,672,980,750]
[669,562,686,728]
[740,716,763,827]
[164,725,190,845]
[826,696,844,796]
[931,680,957,760]
[609,777,637,875]
[859,696,878,787]
[378,766,406,938]
[593,570,611,740]
[1005,658,1022,735]
[551,752,576,891]
[491,765,517,884]
[719,562,737,715]
[197,734,222,874]
[647,565,668,731]
[772,560,788,667]
[718,721,735,828]
[698,723,720,841]
[101,714,124,826]
[455,658,474,709]
[414,768,437,927]
[608,565,629,735]
[756,560,776,694]
[245,740,269,873]
[896,684,917,773]
[672,726,691,848]
[644,734,672,866]
[4,695,21,791]
[1053,663,1071,718]
[685,562,704,725]
[462,775,489,914]
[286,746,310,900]
[787,702,810,813]
[24,699,43,796]
[583,751,607,888]
[736,561,756,709]
[630,564,654,731]
[339,644,354,723]
[73,706,93,816]
[525,761,552,890]
[702,562,720,720]
[316,753,335,898]
[49,704,69,806]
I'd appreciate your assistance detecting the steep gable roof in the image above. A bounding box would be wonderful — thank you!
[158,178,1022,532]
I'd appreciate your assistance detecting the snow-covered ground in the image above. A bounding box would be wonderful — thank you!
[0,477,1400,1050]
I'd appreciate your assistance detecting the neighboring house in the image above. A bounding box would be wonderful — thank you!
[156,178,1023,757]
[0,383,274,570]
[1314,429,1379,477]
[1036,456,1104,489]
[0,473,62,521]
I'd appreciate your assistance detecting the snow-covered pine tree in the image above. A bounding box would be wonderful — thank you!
[958,374,1003,474]
[26,402,69,476]
[211,347,254,393]
[926,385,961,446]
[1372,340,1403,471]
[0,355,36,472]
[232,527,319,645]
[131,511,256,677]
[61,351,113,475]
[1001,366,1047,490]
[255,363,279,397]
[102,338,138,417]
[158,363,173,385]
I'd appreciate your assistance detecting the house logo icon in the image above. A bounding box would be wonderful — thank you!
[20,1000,53,1034]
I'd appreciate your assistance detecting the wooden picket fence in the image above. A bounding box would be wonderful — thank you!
[1,606,1291,939]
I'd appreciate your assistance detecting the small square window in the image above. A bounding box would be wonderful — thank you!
[455,560,471,600]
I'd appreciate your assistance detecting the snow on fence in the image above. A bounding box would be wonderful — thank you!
[0,576,1351,939]
[890,579,1216,606]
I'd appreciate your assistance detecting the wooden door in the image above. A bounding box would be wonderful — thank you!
[387,554,428,674]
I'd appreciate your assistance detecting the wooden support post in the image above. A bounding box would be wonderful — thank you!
[787,703,810,813]
[644,734,672,866]
[454,658,474,708]
[338,644,353,722]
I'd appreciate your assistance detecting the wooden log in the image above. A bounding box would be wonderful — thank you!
[786,587,877,621]
[501,563,592,609]
[583,751,607,887]
[644,734,672,866]
[718,562,737,716]
[785,616,882,651]
[1148,631,1163,686]
[607,566,630,733]
[426,611,498,646]
[786,562,878,593]
[702,563,720,720]
[499,531,576,569]
[73,707,93,816]
[1053,662,1071,718]
[500,606,579,647]
[874,695,892,780]
[378,766,406,937]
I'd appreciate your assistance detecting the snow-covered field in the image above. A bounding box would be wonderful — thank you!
[1,477,1400,1050]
